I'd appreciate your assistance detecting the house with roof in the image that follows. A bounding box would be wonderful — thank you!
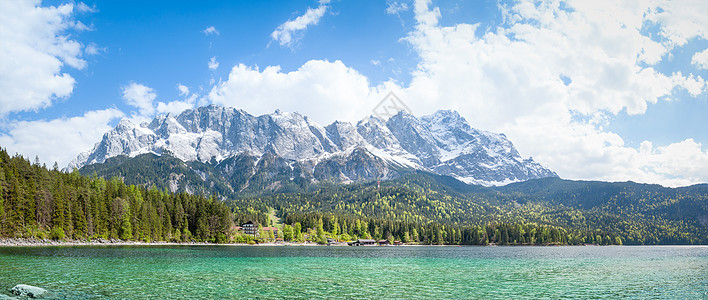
[241,221,257,235]
[261,226,278,238]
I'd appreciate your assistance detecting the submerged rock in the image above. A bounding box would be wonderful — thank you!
[10,285,47,298]
[0,294,18,300]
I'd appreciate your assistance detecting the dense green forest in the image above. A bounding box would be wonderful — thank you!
[81,153,707,245]
[230,173,707,245]
[280,211,623,245]
[0,148,233,242]
[1,147,601,245]
[3,147,707,245]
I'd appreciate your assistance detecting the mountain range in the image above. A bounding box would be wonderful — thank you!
[71,105,556,191]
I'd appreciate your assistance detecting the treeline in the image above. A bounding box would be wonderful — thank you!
[232,173,707,245]
[280,212,623,245]
[3,146,705,246]
[78,151,707,246]
[0,148,233,242]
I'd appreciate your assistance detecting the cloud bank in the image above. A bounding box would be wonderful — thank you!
[208,60,396,123]
[398,0,708,187]
[208,0,708,186]
[0,109,125,167]
[3,0,707,187]
[0,0,90,115]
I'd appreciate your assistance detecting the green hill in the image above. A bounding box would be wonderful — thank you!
[9,151,698,245]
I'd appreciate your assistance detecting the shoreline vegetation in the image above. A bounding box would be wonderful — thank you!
[0,238,325,247]
[0,147,628,247]
[0,237,637,247]
[2,238,704,248]
[1,147,704,247]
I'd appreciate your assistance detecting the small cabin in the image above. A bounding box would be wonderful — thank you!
[378,240,390,245]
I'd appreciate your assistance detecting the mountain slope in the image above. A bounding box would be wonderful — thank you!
[71,105,556,186]
[232,174,707,245]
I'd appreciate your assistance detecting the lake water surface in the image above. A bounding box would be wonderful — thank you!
[0,245,706,299]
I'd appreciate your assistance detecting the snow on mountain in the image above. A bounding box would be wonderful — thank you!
[325,121,366,151]
[70,105,557,186]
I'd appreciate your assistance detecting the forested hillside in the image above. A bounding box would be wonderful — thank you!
[0,148,233,242]
[5,146,707,245]
[3,148,596,245]
[78,153,308,197]
[230,173,707,245]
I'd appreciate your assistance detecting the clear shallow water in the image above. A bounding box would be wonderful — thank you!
[0,245,705,299]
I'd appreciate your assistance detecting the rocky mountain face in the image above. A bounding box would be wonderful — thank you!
[71,104,556,187]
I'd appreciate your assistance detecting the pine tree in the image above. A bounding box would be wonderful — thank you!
[52,181,65,233]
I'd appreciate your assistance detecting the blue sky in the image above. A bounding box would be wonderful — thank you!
[0,0,707,186]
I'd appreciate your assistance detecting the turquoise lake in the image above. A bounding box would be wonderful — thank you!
[0,245,706,299]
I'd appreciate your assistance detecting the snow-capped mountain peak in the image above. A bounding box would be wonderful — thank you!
[69,105,557,186]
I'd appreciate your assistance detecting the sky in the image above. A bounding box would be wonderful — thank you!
[0,0,707,187]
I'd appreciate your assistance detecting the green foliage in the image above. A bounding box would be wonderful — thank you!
[283,224,293,241]
[49,226,65,240]
[280,211,617,245]
[6,146,705,246]
[231,173,707,245]
[78,154,235,196]
[0,147,234,243]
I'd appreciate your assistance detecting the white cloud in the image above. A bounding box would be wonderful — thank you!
[391,0,708,186]
[0,108,124,168]
[177,84,190,96]
[202,26,219,36]
[156,94,197,116]
[386,1,409,15]
[208,56,219,70]
[0,0,89,115]
[76,2,95,13]
[645,0,708,48]
[158,84,196,114]
[84,42,105,55]
[204,0,707,186]
[122,82,157,116]
[122,82,197,117]
[271,1,330,47]
[692,48,708,70]
[636,139,708,186]
[208,60,393,124]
